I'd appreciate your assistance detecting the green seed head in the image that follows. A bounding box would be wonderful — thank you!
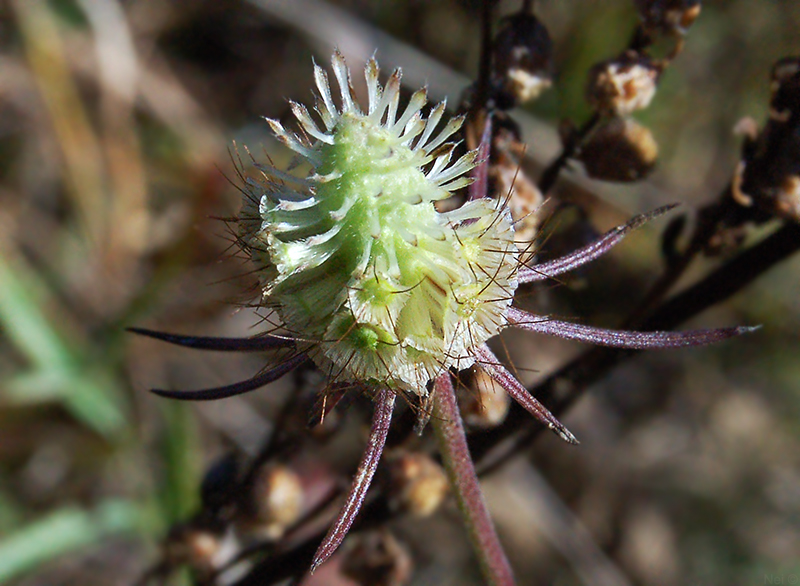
[240,51,519,392]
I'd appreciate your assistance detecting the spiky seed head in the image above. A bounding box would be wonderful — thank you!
[239,51,519,392]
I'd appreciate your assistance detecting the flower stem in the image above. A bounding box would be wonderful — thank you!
[537,112,601,194]
[432,373,516,586]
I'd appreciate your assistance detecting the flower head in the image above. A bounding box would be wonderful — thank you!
[239,50,518,392]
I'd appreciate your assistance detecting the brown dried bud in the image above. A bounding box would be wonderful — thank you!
[635,0,702,36]
[586,51,662,116]
[578,117,659,182]
[245,464,304,539]
[340,530,413,586]
[493,11,554,106]
[459,366,511,429]
[386,451,449,517]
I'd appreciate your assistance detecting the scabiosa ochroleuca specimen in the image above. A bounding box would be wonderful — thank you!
[241,52,516,394]
[131,51,752,576]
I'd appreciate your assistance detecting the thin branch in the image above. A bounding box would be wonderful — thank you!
[622,190,740,324]
[472,0,497,117]
[537,112,601,194]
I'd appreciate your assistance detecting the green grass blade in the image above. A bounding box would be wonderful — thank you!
[0,500,142,583]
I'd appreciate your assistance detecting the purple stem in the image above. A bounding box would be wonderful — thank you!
[517,204,678,284]
[473,344,577,444]
[310,387,395,573]
[506,307,756,349]
[431,373,516,586]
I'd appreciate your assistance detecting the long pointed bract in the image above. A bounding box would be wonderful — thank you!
[310,387,396,573]
[150,353,310,401]
[127,327,294,351]
[517,205,678,284]
[507,307,757,349]
[473,344,578,444]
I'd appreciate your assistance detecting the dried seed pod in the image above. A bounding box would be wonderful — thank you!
[340,530,413,586]
[244,464,304,539]
[460,366,511,429]
[386,451,449,517]
[635,0,702,36]
[578,117,659,182]
[737,56,800,222]
[493,10,554,106]
[586,51,662,116]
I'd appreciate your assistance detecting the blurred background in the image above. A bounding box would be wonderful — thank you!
[0,0,799,585]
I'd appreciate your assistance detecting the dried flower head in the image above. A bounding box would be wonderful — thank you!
[586,51,662,116]
[578,117,659,182]
[386,451,449,517]
[635,0,702,36]
[340,530,413,586]
[493,10,554,106]
[244,464,304,540]
[459,366,511,429]
[162,524,230,582]
[132,51,752,574]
